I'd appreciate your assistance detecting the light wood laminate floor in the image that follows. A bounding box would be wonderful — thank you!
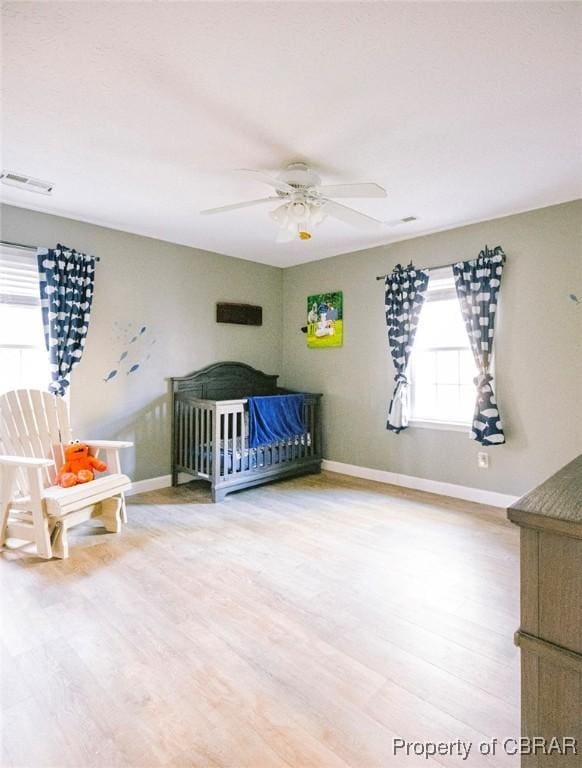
[1,472,520,768]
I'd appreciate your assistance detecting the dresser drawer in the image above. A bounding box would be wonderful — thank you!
[517,632,582,768]
[520,528,582,655]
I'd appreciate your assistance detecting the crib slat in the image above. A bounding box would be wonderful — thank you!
[199,405,203,473]
[182,403,189,467]
[193,406,198,473]
[232,407,237,475]
[204,409,209,476]
[232,402,243,475]
[207,408,211,475]
[199,406,203,475]
[190,404,195,471]
[208,408,212,477]
[189,405,194,471]
[301,403,309,459]
[177,402,183,467]
[225,410,230,479]
[191,406,195,467]
[202,408,206,476]
[180,403,185,469]
[184,404,189,468]
[224,407,229,476]
[209,408,213,477]
[200,406,204,474]
[204,406,208,473]
[184,403,189,468]
[229,407,234,476]
[217,408,222,479]
[223,408,229,479]
[175,401,180,467]
[178,402,183,468]
[180,402,184,468]
[200,407,206,475]
[235,410,239,473]
[211,406,220,487]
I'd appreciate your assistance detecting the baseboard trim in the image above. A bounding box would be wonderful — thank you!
[126,473,191,496]
[322,459,519,508]
[127,465,519,509]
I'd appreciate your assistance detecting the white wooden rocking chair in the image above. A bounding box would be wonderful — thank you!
[0,390,132,559]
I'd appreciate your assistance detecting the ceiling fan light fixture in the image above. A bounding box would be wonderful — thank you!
[289,202,307,221]
[269,203,288,224]
[309,205,326,225]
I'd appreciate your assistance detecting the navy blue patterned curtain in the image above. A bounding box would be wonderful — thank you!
[453,246,505,446]
[385,264,430,432]
[37,244,96,397]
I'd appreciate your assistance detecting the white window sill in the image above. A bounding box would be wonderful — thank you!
[408,419,471,433]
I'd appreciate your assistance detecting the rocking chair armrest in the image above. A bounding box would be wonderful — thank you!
[83,440,133,450]
[0,455,55,468]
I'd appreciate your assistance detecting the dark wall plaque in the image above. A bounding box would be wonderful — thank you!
[216,302,263,326]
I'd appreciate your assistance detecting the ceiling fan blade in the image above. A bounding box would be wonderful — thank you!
[317,182,387,198]
[200,196,279,215]
[235,169,295,194]
[322,199,385,230]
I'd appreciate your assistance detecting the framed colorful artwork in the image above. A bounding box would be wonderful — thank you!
[306,291,343,348]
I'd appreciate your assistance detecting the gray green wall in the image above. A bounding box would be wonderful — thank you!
[0,204,283,481]
[3,201,581,495]
[282,201,582,496]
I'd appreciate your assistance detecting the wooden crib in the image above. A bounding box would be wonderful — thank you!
[170,362,322,502]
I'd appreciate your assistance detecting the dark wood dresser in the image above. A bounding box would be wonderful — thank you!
[508,455,582,767]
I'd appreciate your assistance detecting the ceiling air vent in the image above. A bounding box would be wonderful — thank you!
[1,171,54,195]
[401,216,417,223]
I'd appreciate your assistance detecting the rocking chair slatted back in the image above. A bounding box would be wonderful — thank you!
[1,389,132,559]
[0,389,71,491]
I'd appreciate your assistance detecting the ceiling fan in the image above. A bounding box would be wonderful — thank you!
[201,162,412,243]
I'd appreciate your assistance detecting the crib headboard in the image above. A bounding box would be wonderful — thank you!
[171,361,281,400]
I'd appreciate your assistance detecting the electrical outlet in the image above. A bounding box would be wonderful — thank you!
[477,452,489,469]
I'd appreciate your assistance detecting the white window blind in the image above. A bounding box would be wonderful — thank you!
[0,245,49,393]
[0,247,41,306]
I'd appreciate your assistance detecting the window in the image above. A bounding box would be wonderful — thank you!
[409,267,477,428]
[0,245,49,394]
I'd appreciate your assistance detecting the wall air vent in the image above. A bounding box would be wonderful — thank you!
[1,171,54,195]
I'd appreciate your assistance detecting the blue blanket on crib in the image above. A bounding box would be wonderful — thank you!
[247,394,305,449]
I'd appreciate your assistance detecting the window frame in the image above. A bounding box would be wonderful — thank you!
[408,267,476,432]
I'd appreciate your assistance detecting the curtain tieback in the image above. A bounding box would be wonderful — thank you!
[473,373,493,389]
[394,372,408,385]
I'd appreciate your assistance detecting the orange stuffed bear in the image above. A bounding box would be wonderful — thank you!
[57,441,107,488]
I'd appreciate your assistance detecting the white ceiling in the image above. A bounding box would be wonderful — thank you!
[2,2,581,267]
